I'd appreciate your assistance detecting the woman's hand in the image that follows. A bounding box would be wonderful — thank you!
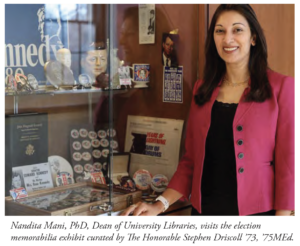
[120,201,165,216]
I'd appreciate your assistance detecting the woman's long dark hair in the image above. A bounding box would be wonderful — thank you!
[195,4,271,106]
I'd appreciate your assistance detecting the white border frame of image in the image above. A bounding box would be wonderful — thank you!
[1,1,299,246]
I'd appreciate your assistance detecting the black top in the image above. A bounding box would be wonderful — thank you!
[201,100,239,215]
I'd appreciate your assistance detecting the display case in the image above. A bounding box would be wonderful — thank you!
[5,4,204,215]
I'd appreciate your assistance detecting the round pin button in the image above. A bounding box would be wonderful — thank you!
[73,152,82,161]
[76,176,83,183]
[237,125,243,131]
[100,139,109,148]
[238,153,244,159]
[133,169,152,190]
[79,128,88,138]
[92,149,102,159]
[84,163,94,172]
[239,167,244,173]
[88,131,97,139]
[71,129,79,139]
[237,139,243,146]
[102,149,109,158]
[107,129,116,137]
[150,174,169,193]
[98,130,107,139]
[93,162,102,171]
[110,140,118,149]
[91,139,100,148]
[74,164,83,174]
[82,140,91,149]
[72,141,81,150]
[82,152,92,161]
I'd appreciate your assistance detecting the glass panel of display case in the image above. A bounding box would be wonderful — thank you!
[5,4,116,215]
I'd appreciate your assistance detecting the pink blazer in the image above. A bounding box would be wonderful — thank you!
[168,69,294,215]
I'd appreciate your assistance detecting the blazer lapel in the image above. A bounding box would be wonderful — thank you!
[233,87,254,126]
[194,85,221,128]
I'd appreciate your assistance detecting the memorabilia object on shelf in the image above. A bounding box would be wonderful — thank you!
[44,60,75,88]
[163,66,183,103]
[9,187,28,200]
[15,73,32,91]
[133,169,152,190]
[84,163,93,172]
[82,140,91,149]
[88,131,97,139]
[162,33,179,67]
[78,74,92,88]
[91,171,106,184]
[110,140,118,149]
[108,153,136,192]
[107,128,116,137]
[56,48,72,70]
[98,130,107,138]
[119,176,136,190]
[95,72,109,89]
[118,66,132,86]
[102,149,109,158]
[91,139,101,148]
[79,128,88,138]
[56,171,74,186]
[12,163,54,192]
[5,182,142,216]
[82,152,92,161]
[27,74,39,90]
[72,141,82,150]
[111,48,121,77]
[69,125,119,184]
[139,4,155,44]
[92,149,101,159]
[150,174,169,193]
[76,176,83,183]
[5,113,49,167]
[73,152,82,161]
[93,162,102,171]
[6,74,17,90]
[83,171,92,181]
[81,42,107,84]
[48,155,74,187]
[110,47,123,90]
[125,115,184,181]
[100,139,109,148]
[15,73,27,89]
[130,63,150,88]
[102,162,108,171]
[5,113,49,195]
[71,129,79,138]
[74,164,84,174]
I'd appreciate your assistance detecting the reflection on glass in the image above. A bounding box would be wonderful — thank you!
[78,4,89,21]
[60,4,77,21]
[16,187,121,212]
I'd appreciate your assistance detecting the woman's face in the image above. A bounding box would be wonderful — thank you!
[213,11,255,67]
[119,16,146,64]
[119,17,138,64]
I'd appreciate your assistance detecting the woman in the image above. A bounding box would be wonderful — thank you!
[121,4,294,216]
